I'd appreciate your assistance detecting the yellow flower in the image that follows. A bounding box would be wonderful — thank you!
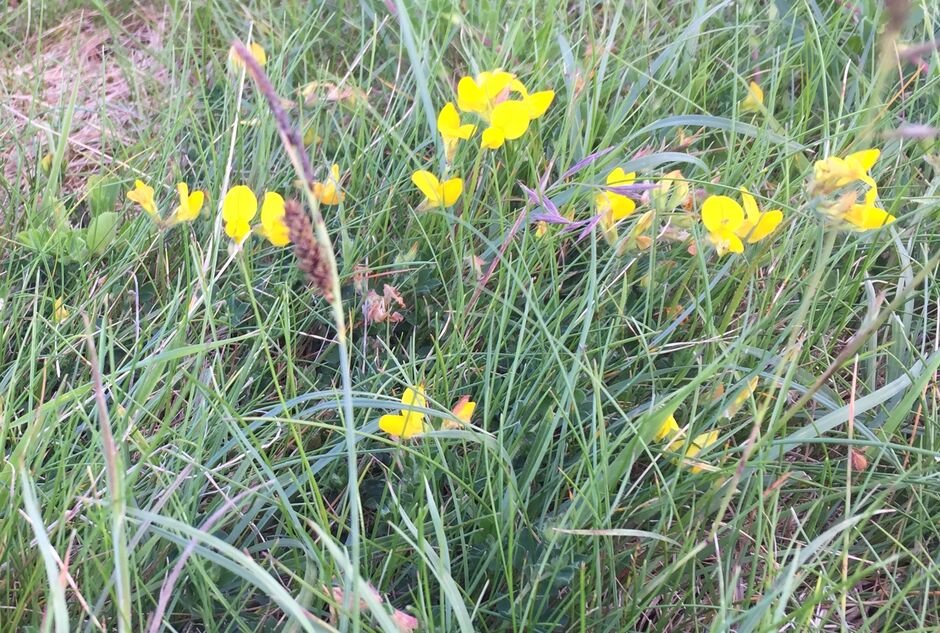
[842,187,896,231]
[228,42,266,70]
[654,414,680,441]
[411,170,463,207]
[222,185,258,244]
[313,164,344,205]
[812,149,880,193]
[736,188,782,244]
[127,180,157,217]
[443,395,476,430]
[457,71,514,118]
[379,385,428,439]
[53,297,68,324]
[596,168,638,224]
[480,100,531,149]
[259,192,290,246]
[438,102,476,159]
[701,195,745,256]
[170,182,205,224]
[740,81,764,113]
[40,152,54,173]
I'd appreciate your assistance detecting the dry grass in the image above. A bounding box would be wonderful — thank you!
[1,8,168,196]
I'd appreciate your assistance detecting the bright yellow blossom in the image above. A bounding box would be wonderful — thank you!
[222,185,258,244]
[701,195,745,256]
[736,188,783,244]
[438,102,476,159]
[740,81,764,113]
[127,180,157,217]
[259,192,290,246]
[379,385,428,439]
[411,170,463,207]
[170,182,205,224]
[313,164,344,205]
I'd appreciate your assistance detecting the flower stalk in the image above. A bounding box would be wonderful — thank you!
[230,40,361,627]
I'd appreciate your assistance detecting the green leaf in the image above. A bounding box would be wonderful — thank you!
[86,174,120,217]
[85,212,120,256]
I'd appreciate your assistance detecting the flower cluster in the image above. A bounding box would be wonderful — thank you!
[127,180,205,229]
[454,70,554,151]
[810,149,895,231]
[410,70,554,211]
[379,384,476,439]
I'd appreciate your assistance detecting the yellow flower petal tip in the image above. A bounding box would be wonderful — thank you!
[412,170,462,207]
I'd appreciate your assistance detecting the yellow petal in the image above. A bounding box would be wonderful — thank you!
[401,385,427,410]
[847,148,880,172]
[224,219,252,243]
[524,90,554,118]
[746,209,782,243]
[606,168,635,186]
[260,192,290,246]
[222,185,258,223]
[250,42,266,66]
[739,187,761,224]
[654,414,680,441]
[441,178,463,207]
[508,78,529,97]
[412,170,443,205]
[481,126,505,149]
[608,194,636,221]
[127,180,157,216]
[437,102,461,134]
[451,396,476,423]
[490,100,531,140]
[457,77,486,113]
[701,195,744,233]
[379,413,425,439]
[480,70,514,99]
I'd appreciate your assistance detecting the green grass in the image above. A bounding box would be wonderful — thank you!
[1,1,939,631]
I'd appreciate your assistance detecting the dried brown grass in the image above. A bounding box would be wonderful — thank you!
[1,8,168,197]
